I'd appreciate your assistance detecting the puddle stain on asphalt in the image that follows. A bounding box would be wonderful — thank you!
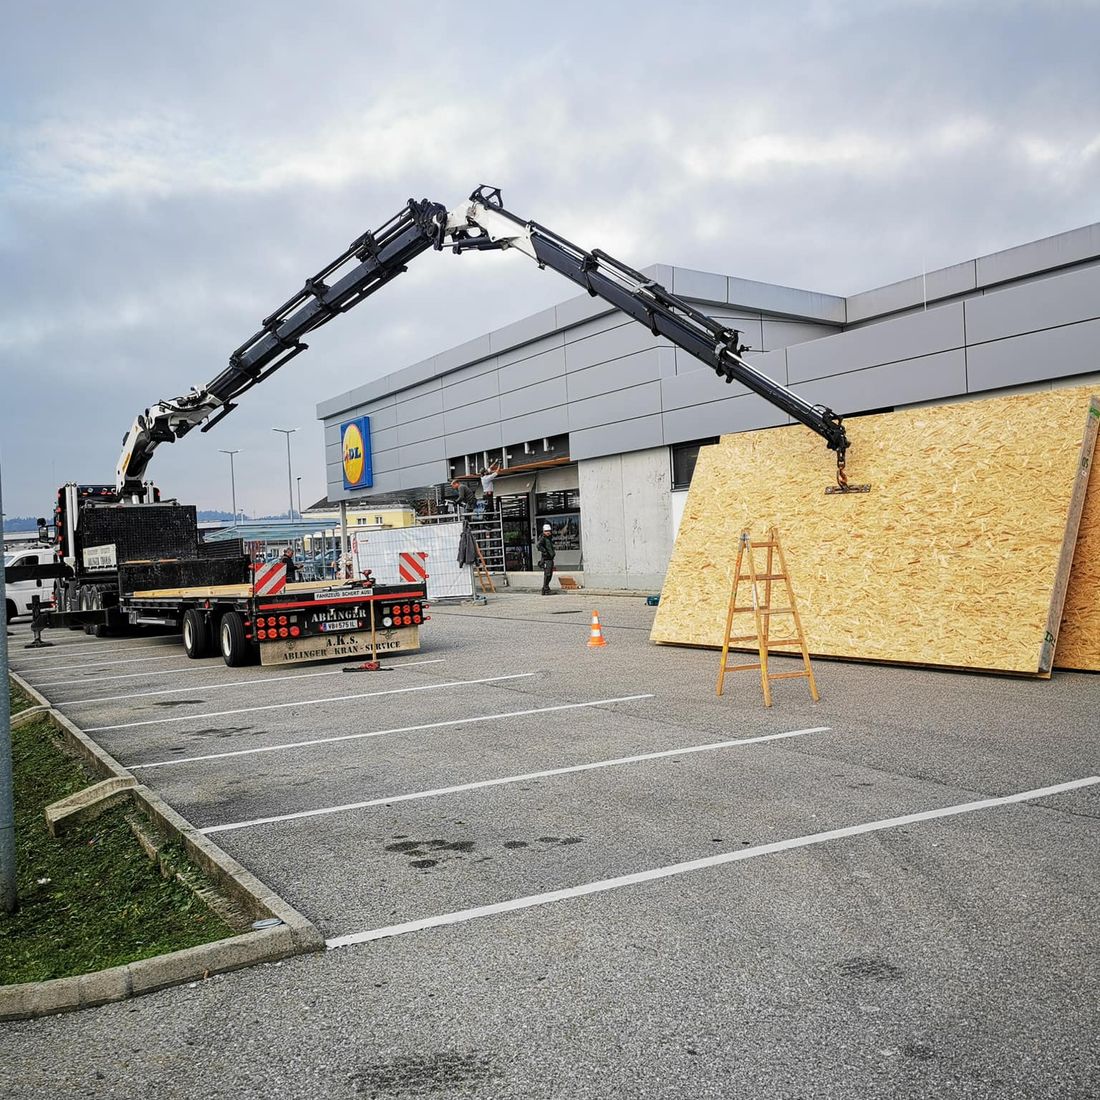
[350,1050,499,1096]
[383,834,584,871]
[151,699,207,708]
[836,955,904,981]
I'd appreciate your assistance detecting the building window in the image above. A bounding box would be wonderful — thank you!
[670,438,719,490]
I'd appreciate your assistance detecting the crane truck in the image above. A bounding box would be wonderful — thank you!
[27,186,852,666]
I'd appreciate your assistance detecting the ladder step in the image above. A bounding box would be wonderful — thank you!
[723,662,763,672]
[767,670,811,681]
[731,606,793,614]
[726,636,802,646]
[736,574,788,581]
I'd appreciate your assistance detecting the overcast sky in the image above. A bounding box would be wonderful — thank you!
[1,1,1097,518]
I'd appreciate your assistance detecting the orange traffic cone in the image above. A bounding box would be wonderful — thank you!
[587,610,608,648]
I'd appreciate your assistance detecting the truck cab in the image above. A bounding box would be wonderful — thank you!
[4,545,54,621]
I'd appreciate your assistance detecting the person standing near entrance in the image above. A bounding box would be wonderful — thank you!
[537,523,556,595]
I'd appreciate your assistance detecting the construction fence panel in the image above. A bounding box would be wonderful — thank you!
[352,522,474,600]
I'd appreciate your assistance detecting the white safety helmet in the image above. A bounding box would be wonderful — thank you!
[542,524,552,532]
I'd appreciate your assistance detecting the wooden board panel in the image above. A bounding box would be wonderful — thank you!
[652,388,1100,676]
[1057,404,1100,670]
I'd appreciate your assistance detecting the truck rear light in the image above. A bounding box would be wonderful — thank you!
[279,627,289,638]
[289,626,300,637]
[278,615,288,625]
[413,615,421,624]
[383,616,393,627]
[257,629,268,640]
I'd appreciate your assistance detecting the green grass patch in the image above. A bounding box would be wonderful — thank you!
[9,679,32,716]
[0,714,235,984]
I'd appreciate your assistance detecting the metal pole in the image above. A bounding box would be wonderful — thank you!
[0,464,19,913]
[219,449,240,527]
[273,428,297,521]
[296,477,302,520]
[340,500,348,578]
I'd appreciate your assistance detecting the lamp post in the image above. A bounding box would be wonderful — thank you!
[296,476,303,519]
[272,428,297,521]
[219,449,240,526]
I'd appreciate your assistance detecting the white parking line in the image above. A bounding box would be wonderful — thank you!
[325,775,1100,949]
[16,653,188,674]
[33,656,445,690]
[201,726,832,835]
[128,694,654,770]
[13,638,180,662]
[92,672,540,733]
[56,659,447,706]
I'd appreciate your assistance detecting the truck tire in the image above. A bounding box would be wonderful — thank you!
[5,600,15,624]
[219,611,256,667]
[182,609,211,659]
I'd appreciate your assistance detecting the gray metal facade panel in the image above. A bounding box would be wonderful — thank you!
[497,346,567,393]
[368,425,399,455]
[396,459,448,489]
[498,407,569,446]
[568,381,662,432]
[661,393,789,443]
[397,413,447,446]
[965,319,1100,393]
[488,306,558,355]
[846,261,977,323]
[443,422,503,457]
[324,423,342,446]
[671,268,728,303]
[570,413,664,460]
[787,302,964,383]
[726,276,846,323]
[441,367,500,409]
[963,263,1100,345]
[564,318,664,373]
[554,293,615,331]
[669,348,788,400]
[793,349,968,413]
[696,310,764,352]
[566,348,662,403]
[761,319,841,350]
[399,439,446,469]
[976,224,1100,288]
[431,334,493,376]
[496,330,565,368]
[443,397,502,434]
[498,376,568,420]
[395,388,444,423]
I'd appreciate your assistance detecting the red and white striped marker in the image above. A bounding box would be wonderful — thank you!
[252,561,288,596]
[398,551,428,584]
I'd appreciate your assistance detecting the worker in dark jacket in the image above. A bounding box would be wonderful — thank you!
[536,523,556,595]
[280,547,298,583]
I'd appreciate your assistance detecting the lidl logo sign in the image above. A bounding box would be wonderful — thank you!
[341,417,373,490]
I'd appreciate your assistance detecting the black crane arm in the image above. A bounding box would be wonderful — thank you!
[115,198,448,495]
[445,187,852,476]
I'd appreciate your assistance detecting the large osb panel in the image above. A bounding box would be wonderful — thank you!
[1057,413,1100,671]
[652,389,1100,675]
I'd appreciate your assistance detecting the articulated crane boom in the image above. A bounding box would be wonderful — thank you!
[115,187,851,496]
[115,198,449,496]
[445,186,852,484]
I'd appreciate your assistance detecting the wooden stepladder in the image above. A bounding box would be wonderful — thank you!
[473,540,496,594]
[716,527,819,706]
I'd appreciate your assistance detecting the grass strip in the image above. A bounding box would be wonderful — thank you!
[0,709,234,984]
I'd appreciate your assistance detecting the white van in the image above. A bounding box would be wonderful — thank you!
[4,546,54,621]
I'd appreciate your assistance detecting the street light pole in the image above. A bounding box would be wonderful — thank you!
[219,449,240,526]
[296,476,303,519]
[272,428,297,521]
[0,462,17,913]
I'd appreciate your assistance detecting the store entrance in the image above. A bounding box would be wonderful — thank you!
[499,494,532,571]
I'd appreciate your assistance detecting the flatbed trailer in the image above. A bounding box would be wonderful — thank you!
[117,579,428,667]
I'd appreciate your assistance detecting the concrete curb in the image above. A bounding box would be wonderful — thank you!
[3,670,325,1020]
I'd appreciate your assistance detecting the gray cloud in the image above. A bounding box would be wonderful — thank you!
[1,0,1097,515]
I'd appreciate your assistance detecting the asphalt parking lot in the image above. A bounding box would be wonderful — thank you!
[2,594,1098,1100]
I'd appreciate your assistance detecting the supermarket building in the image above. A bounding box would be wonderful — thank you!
[316,222,1100,591]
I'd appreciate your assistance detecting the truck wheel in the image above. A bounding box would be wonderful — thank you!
[219,611,256,667]
[182,609,211,659]
[5,600,15,624]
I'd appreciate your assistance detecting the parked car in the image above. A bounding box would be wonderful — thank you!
[4,546,54,621]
